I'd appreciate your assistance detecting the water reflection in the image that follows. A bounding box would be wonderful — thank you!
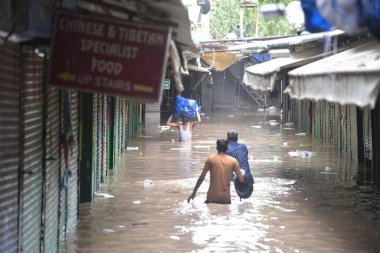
[60,111,380,253]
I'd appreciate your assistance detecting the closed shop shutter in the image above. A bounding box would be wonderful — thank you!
[101,95,107,181]
[59,92,66,240]
[106,97,111,174]
[332,103,338,148]
[364,107,373,170]
[313,101,317,138]
[336,104,342,152]
[67,91,79,231]
[57,90,79,239]
[343,105,350,154]
[97,94,103,184]
[350,105,358,160]
[79,93,94,203]
[20,46,44,253]
[92,94,97,194]
[95,94,102,191]
[43,85,60,253]
[0,41,20,253]
[121,99,127,153]
[316,101,321,140]
[128,103,132,139]
[323,102,327,141]
[112,98,120,170]
[93,94,100,193]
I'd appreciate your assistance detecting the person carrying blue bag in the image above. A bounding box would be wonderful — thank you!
[166,95,201,142]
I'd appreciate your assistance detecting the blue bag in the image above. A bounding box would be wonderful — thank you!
[301,0,332,32]
[362,0,380,40]
[234,177,253,201]
[172,95,201,121]
[316,0,380,40]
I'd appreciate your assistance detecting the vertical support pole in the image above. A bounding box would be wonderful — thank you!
[239,8,244,38]
[255,6,259,37]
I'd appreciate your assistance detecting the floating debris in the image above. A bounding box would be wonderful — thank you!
[95,193,114,198]
[144,179,154,187]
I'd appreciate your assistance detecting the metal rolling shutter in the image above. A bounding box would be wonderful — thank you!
[343,105,350,154]
[78,93,93,203]
[101,95,106,182]
[320,101,324,141]
[336,104,342,152]
[0,41,20,253]
[43,85,60,253]
[106,97,112,173]
[128,102,133,139]
[121,99,127,153]
[67,92,79,231]
[364,107,373,167]
[20,46,44,253]
[314,102,320,139]
[91,94,97,195]
[295,100,300,131]
[332,103,338,149]
[58,91,66,241]
[113,98,120,170]
[97,95,103,184]
[93,94,101,193]
[350,105,358,160]
[104,96,109,177]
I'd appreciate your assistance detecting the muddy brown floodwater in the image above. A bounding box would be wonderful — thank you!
[60,111,380,253]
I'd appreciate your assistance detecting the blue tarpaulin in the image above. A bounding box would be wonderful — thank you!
[251,53,270,64]
[301,0,332,33]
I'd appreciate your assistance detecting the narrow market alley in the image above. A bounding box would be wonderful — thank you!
[60,111,380,253]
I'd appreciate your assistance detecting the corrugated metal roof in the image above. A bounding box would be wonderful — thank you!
[216,29,345,52]
[286,41,380,108]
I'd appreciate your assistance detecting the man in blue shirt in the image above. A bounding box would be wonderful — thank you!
[227,130,254,184]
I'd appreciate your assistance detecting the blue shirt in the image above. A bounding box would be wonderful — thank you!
[227,141,254,183]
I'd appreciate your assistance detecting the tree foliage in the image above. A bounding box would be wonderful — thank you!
[210,0,295,38]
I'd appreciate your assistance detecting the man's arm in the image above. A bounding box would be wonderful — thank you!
[233,160,245,183]
[190,107,201,130]
[195,106,201,123]
[166,115,178,127]
[187,159,209,203]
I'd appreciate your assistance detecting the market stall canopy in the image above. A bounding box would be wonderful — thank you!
[202,51,237,72]
[286,41,380,108]
[243,42,328,90]
[243,49,324,91]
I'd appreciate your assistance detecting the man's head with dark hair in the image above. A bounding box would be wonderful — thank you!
[227,130,238,142]
[216,139,228,153]
[181,116,189,123]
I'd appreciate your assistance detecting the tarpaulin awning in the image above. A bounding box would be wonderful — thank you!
[286,41,380,108]
[243,47,325,91]
[202,51,238,72]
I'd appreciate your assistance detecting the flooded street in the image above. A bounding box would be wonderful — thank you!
[60,112,380,253]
